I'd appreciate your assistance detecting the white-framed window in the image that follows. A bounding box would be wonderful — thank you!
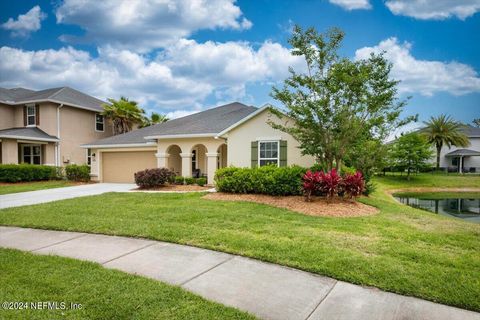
[95,113,104,132]
[86,149,92,166]
[26,104,36,126]
[258,141,279,167]
[21,144,42,165]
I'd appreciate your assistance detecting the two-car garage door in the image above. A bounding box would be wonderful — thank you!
[102,151,157,183]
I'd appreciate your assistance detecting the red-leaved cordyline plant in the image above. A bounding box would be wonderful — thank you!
[343,171,365,199]
[302,170,321,202]
[319,168,342,199]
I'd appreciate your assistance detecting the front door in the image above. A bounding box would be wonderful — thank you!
[21,144,42,164]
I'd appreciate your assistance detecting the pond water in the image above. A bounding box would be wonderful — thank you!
[394,194,480,223]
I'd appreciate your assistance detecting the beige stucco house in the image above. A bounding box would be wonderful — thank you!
[0,87,113,167]
[84,102,315,184]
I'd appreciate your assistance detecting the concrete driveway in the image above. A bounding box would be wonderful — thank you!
[0,183,135,209]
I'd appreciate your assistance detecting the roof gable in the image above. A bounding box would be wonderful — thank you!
[0,86,106,112]
[83,102,258,147]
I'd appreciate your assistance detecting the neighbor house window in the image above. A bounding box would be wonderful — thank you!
[95,114,104,131]
[22,145,41,165]
[258,141,279,167]
[26,105,36,126]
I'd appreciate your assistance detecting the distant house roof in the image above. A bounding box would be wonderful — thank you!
[0,127,59,142]
[83,102,258,147]
[460,125,480,137]
[0,87,106,112]
[445,149,480,157]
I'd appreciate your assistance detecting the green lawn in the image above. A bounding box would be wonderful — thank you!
[393,191,480,199]
[0,249,254,320]
[0,174,479,311]
[374,172,480,189]
[0,180,77,195]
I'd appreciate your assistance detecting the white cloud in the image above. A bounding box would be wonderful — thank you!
[329,0,371,10]
[0,39,304,111]
[161,39,305,86]
[385,0,480,20]
[55,0,252,52]
[1,5,46,37]
[166,109,199,119]
[354,38,480,96]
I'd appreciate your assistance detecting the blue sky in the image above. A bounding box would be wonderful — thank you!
[0,0,479,126]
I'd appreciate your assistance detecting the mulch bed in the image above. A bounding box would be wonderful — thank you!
[134,184,212,192]
[203,193,378,217]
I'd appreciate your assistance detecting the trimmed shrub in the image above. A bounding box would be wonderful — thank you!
[134,168,175,188]
[343,171,365,198]
[65,164,91,182]
[215,165,306,196]
[196,177,207,186]
[167,174,176,184]
[174,176,185,185]
[184,177,195,185]
[0,164,59,182]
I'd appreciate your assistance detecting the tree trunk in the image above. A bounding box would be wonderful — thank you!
[335,158,342,171]
[436,145,441,171]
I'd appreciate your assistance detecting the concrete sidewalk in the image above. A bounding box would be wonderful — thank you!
[1,226,478,320]
[0,183,135,209]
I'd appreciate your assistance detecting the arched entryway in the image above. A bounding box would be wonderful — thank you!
[217,143,227,169]
[166,145,182,176]
[191,144,208,178]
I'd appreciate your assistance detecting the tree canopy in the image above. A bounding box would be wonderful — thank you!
[102,97,168,135]
[140,112,169,128]
[269,25,413,173]
[388,132,433,180]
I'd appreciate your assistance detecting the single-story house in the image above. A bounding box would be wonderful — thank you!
[83,102,315,184]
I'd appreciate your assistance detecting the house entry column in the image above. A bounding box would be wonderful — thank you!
[206,152,219,185]
[180,153,193,178]
[156,152,169,168]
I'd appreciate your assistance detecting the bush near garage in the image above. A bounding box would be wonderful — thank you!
[65,164,91,182]
[134,168,175,188]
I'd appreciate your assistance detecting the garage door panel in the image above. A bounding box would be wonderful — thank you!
[102,151,156,183]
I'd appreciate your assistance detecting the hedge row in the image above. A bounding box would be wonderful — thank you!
[0,164,60,182]
[0,164,91,183]
[215,165,307,196]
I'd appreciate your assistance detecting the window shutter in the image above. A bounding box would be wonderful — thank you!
[279,140,287,167]
[23,106,27,126]
[35,104,40,126]
[251,141,258,168]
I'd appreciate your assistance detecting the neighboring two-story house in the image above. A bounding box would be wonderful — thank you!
[437,125,480,173]
[0,87,112,167]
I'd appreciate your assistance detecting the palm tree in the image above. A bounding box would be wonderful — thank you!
[101,97,145,135]
[473,118,480,128]
[422,115,469,170]
[140,112,169,128]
